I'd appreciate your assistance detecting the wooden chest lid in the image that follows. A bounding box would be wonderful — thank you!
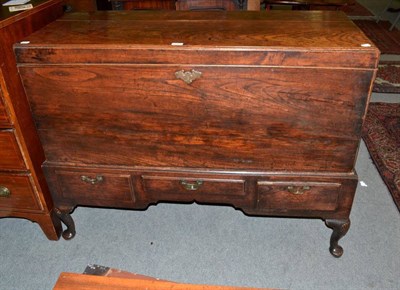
[14,10,379,68]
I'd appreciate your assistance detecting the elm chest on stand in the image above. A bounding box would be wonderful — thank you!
[14,10,379,257]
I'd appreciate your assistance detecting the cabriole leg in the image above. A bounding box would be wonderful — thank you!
[325,219,350,258]
[54,207,76,240]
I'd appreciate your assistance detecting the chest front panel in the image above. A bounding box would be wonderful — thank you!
[19,64,372,172]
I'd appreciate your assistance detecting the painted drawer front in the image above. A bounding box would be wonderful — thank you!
[257,180,341,211]
[0,130,26,170]
[52,169,136,207]
[0,174,41,211]
[142,174,249,205]
[20,65,372,172]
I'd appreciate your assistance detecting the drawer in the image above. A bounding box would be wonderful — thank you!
[53,170,136,207]
[0,130,26,170]
[0,174,42,211]
[0,97,9,127]
[142,175,247,204]
[0,71,10,127]
[257,180,341,211]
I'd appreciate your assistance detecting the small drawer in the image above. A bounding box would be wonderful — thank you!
[257,181,341,211]
[54,170,136,207]
[0,130,26,170]
[142,175,246,203]
[0,174,42,211]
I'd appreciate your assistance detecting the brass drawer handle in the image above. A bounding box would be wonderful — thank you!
[180,180,203,191]
[0,186,11,198]
[287,185,311,195]
[175,69,202,84]
[81,175,104,185]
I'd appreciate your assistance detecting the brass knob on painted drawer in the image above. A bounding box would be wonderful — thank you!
[180,180,203,191]
[175,69,202,84]
[81,175,104,185]
[287,185,311,195]
[0,186,11,197]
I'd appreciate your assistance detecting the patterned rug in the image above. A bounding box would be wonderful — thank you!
[362,103,400,212]
[373,61,400,94]
[353,20,400,54]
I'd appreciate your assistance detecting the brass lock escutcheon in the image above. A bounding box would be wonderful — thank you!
[287,185,311,195]
[81,175,104,185]
[0,186,11,198]
[180,180,203,191]
[175,69,202,84]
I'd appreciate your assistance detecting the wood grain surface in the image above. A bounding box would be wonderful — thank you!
[16,11,378,249]
[53,272,276,290]
[20,65,372,172]
[0,0,63,240]
[0,173,42,211]
[0,130,26,170]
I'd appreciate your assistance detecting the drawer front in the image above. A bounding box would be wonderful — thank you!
[20,65,372,172]
[0,71,10,126]
[257,180,341,211]
[0,97,9,127]
[0,130,26,170]
[0,174,42,211]
[142,174,248,205]
[52,169,136,207]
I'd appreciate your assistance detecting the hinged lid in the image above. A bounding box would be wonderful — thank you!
[14,10,379,68]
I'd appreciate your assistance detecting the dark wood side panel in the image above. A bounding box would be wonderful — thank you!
[20,65,372,172]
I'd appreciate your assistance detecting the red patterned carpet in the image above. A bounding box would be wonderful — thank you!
[362,103,400,212]
[373,61,400,94]
[353,20,400,54]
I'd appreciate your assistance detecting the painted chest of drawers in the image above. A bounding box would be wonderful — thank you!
[14,10,379,256]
